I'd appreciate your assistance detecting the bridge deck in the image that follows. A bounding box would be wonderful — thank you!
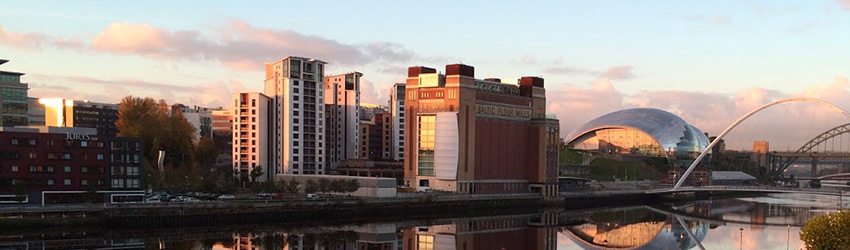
[647,185,844,196]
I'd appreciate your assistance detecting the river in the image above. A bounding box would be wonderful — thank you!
[1,193,846,250]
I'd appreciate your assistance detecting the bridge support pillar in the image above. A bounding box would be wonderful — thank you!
[812,155,818,178]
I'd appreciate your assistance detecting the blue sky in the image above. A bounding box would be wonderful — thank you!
[2,0,850,149]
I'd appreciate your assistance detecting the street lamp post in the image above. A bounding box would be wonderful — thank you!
[739,228,744,250]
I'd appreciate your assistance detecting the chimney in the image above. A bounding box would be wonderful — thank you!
[519,76,544,88]
[446,64,474,78]
[408,66,437,78]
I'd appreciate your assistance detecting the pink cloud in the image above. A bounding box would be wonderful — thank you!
[600,65,635,80]
[552,76,850,151]
[91,23,169,54]
[0,26,49,50]
[839,0,850,11]
[3,20,415,71]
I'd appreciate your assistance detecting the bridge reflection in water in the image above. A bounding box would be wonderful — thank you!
[0,194,834,250]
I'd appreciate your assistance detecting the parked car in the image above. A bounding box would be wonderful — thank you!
[271,193,283,199]
[217,194,235,200]
[306,193,319,200]
[257,192,272,198]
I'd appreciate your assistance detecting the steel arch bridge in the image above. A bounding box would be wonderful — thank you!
[774,123,850,176]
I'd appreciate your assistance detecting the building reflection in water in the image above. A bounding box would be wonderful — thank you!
[0,194,836,250]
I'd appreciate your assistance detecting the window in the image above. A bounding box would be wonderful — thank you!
[29,139,36,145]
[97,154,104,160]
[294,119,299,124]
[417,115,436,176]
[47,179,54,186]
[64,179,72,186]
[28,153,36,159]
[64,153,72,159]
[64,166,71,173]
[82,167,88,173]
[81,179,88,186]
[81,141,88,147]
[46,166,54,173]
[11,138,18,145]
[11,166,18,172]
[48,140,54,146]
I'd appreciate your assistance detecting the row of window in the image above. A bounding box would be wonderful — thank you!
[2,165,106,174]
[111,178,141,188]
[43,178,105,186]
[9,138,112,148]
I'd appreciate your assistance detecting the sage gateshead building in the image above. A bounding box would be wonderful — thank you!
[404,64,560,197]
[565,108,710,167]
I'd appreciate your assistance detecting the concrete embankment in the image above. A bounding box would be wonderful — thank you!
[0,195,551,228]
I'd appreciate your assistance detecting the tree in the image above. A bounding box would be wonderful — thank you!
[305,179,318,194]
[317,178,331,194]
[800,212,850,249]
[84,185,99,203]
[116,96,198,191]
[329,179,344,193]
[12,181,26,203]
[278,179,300,194]
[250,166,265,183]
[345,179,360,193]
[195,137,219,177]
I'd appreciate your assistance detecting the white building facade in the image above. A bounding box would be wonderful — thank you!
[324,72,362,172]
[389,83,406,161]
[264,56,327,175]
[231,92,274,182]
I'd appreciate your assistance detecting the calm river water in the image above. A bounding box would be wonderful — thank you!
[1,193,846,250]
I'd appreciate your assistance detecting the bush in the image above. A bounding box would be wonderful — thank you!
[800,212,850,249]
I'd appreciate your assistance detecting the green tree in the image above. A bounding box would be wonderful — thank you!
[116,96,199,190]
[800,212,850,249]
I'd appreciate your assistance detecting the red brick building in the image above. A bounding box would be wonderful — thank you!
[0,127,142,204]
[403,64,560,197]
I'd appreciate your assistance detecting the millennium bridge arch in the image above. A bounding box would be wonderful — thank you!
[674,97,850,189]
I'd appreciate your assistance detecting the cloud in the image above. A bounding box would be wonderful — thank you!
[0,26,85,51]
[553,76,850,151]
[2,20,415,71]
[839,0,850,11]
[600,65,635,80]
[27,74,245,108]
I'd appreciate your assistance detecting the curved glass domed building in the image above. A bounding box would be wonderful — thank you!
[565,108,710,164]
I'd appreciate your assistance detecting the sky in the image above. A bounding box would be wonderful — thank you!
[2,0,850,150]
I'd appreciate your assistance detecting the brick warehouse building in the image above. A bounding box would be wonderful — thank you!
[403,64,560,197]
[0,127,143,205]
